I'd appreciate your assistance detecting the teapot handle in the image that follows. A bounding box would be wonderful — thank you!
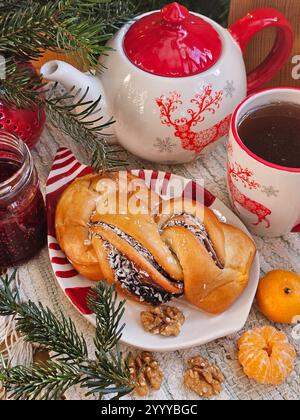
[229,8,294,94]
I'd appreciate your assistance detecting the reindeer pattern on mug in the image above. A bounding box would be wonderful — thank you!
[227,140,272,228]
[155,85,232,154]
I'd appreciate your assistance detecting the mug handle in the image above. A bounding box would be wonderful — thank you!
[229,8,294,94]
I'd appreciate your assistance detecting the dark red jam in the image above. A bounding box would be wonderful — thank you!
[0,159,47,267]
[0,161,19,183]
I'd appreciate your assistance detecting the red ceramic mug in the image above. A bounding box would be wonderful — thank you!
[227,87,300,237]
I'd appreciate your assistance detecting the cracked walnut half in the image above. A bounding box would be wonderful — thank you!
[129,352,164,397]
[141,305,185,337]
[184,356,224,398]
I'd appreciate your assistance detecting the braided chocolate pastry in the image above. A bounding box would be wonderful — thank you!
[56,174,256,313]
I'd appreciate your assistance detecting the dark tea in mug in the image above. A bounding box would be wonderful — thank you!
[237,102,300,168]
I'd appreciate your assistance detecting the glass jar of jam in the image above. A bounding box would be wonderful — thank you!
[0,129,46,267]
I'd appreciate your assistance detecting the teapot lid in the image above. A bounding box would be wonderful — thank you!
[123,2,222,77]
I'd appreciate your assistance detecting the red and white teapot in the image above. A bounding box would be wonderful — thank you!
[41,2,293,164]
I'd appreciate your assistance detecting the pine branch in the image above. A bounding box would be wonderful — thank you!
[91,144,127,173]
[0,61,47,109]
[0,272,134,400]
[45,85,127,171]
[0,2,59,61]
[54,8,112,69]
[0,360,81,401]
[88,281,126,352]
[75,0,137,33]
[0,0,135,64]
[81,283,134,399]
[17,303,88,363]
[83,352,133,398]
[84,283,133,400]
[0,272,88,363]
[0,0,29,13]
[0,271,19,316]
[46,84,112,133]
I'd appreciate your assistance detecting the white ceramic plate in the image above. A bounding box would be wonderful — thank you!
[47,148,260,352]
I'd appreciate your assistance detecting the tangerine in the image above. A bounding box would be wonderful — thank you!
[31,50,88,73]
[257,270,300,324]
[238,326,296,385]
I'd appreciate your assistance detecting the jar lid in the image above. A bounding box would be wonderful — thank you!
[123,2,222,77]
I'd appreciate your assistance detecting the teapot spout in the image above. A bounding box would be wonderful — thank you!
[41,60,115,138]
[41,60,91,93]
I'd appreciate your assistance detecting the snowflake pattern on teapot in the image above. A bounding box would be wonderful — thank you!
[153,137,176,153]
[155,85,232,154]
[223,80,236,98]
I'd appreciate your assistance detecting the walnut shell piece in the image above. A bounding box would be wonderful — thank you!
[184,356,224,398]
[129,352,164,397]
[141,305,185,337]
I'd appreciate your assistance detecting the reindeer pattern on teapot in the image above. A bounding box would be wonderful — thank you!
[155,85,232,155]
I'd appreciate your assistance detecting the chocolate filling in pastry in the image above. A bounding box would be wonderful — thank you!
[90,221,184,287]
[103,241,173,305]
[161,213,224,270]
[89,221,183,305]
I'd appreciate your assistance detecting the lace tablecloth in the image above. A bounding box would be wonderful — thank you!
[6,122,300,400]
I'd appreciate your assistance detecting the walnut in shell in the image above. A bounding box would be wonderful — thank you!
[129,352,164,397]
[184,356,224,398]
[141,305,185,337]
